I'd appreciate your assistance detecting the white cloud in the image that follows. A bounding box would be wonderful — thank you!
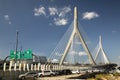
[4,15,9,20]
[82,12,99,20]
[51,59,59,63]
[8,21,12,24]
[79,51,87,56]
[52,6,71,26]
[59,7,71,17]
[49,23,53,26]
[55,52,62,56]
[69,51,87,56]
[34,6,71,26]
[112,30,117,33]
[50,0,54,2]
[70,51,77,54]
[118,56,120,59]
[48,7,58,16]
[75,42,82,45]
[4,15,12,24]
[54,18,68,26]
[33,52,46,56]
[34,6,46,16]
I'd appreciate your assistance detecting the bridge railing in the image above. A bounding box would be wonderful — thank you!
[2,62,90,72]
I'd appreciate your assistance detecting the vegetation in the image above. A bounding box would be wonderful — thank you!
[113,73,120,76]
[88,73,120,80]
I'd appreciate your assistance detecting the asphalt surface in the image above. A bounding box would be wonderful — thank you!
[37,74,81,80]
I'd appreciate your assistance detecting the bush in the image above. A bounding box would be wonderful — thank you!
[95,74,103,80]
[113,73,120,76]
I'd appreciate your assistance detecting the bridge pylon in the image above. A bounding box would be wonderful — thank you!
[94,36,110,64]
[59,7,96,65]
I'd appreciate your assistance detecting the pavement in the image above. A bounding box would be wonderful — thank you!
[37,74,82,80]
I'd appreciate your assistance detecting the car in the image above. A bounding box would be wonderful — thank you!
[108,68,120,74]
[53,70,66,75]
[79,69,88,74]
[118,67,120,70]
[19,72,38,80]
[38,70,56,77]
[60,69,72,75]
[115,69,120,73]
[92,69,104,72]
[53,70,61,75]
[71,70,80,74]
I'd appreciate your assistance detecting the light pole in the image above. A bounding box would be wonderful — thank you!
[15,31,19,63]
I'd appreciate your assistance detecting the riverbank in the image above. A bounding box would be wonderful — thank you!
[88,73,120,80]
[68,72,120,80]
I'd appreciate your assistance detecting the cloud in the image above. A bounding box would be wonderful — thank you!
[33,52,47,56]
[4,15,12,24]
[52,6,71,26]
[55,52,62,56]
[51,59,59,63]
[50,0,54,2]
[112,30,117,33]
[69,51,87,56]
[59,7,71,17]
[34,6,46,16]
[48,7,58,16]
[70,51,77,54]
[75,42,82,45]
[79,51,87,56]
[118,56,120,59]
[34,6,71,26]
[54,18,68,26]
[4,15,9,20]
[82,12,99,20]
[49,23,53,26]
[8,22,12,24]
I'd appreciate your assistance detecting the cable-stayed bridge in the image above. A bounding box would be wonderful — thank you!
[2,7,116,72]
[49,7,95,65]
[48,7,110,66]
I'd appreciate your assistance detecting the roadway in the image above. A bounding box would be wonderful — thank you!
[37,74,81,80]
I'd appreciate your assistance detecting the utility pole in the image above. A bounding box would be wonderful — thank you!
[15,31,19,63]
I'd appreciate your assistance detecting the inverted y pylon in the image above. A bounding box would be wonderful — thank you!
[59,7,96,65]
[94,36,110,64]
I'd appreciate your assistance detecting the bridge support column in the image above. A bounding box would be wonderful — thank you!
[3,63,6,71]
[23,63,26,71]
[9,62,12,71]
[58,65,60,70]
[45,64,48,70]
[31,64,33,71]
[37,63,40,71]
[48,65,50,70]
[19,63,21,71]
[14,63,17,71]
[27,64,29,71]
[34,64,36,71]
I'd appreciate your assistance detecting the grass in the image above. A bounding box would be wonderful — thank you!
[113,73,120,76]
[68,72,120,80]
[88,73,120,80]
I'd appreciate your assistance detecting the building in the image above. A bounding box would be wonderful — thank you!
[33,55,47,64]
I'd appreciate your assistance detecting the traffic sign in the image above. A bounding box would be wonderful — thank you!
[10,49,33,60]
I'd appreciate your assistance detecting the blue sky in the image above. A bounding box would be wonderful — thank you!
[0,0,120,64]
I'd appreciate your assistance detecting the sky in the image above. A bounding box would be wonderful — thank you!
[0,0,120,64]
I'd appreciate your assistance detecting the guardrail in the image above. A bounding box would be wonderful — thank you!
[2,62,90,72]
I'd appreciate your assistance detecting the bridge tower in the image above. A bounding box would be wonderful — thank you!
[59,7,96,65]
[94,36,110,64]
